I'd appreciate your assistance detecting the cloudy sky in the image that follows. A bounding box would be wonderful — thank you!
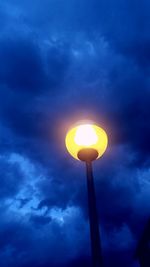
[0,0,150,266]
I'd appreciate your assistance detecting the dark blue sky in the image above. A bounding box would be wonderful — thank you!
[0,1,150,266]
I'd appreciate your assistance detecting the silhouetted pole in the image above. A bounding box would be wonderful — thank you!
[135,218,150,267]
[86,160,103,267]
[65,123,108,267]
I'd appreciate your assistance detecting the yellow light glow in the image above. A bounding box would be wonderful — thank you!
[74,124,98,146]
[65,122,108,160]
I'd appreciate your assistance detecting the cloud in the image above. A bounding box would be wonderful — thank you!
[0,155,25,199]
[0,1,149,267]
[0,37,45,92]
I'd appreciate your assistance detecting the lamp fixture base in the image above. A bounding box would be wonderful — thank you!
[77,148,98,162]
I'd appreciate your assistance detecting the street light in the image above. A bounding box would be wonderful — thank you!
[65,122,108,267]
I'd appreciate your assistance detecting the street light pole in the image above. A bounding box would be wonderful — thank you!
[78,148,104,267]
[86,160,103,267]
[65,122,108,267]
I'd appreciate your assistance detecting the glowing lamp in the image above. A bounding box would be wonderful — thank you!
[65,123,108,162]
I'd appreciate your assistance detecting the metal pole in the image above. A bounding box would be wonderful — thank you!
[86,161,104,267]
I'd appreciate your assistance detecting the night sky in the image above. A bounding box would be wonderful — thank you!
[0,1,150,267]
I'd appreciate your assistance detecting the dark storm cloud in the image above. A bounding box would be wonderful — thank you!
[29,214,51,226]
[0,34,70,158]
[0,0,150,267]
[0,0,149,163]
[0,203,89,267]
[0,155,25,199]
[0,38,45,92]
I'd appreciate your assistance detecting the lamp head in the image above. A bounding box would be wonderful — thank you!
[65,122,108,162]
